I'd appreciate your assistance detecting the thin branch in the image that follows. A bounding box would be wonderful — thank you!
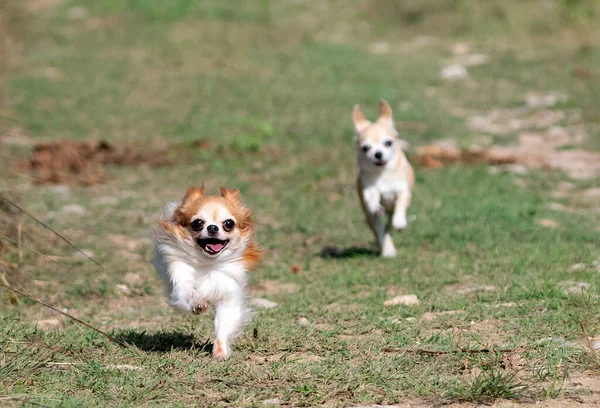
[0,281,127,347]
[382,346,524,355]
[0,234,71,269]
[0,396,52,408]
[17,222,22,261]
[0,196,104,268]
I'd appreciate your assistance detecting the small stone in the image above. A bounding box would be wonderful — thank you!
[538,219,558,228]
[464,53,490,66]
[116,284,135,296]
[450,42,470,56]
[105,364,142,371]
[73,249,95,259]
[524,92,567,108]
[250,298,278,309]
[441,64,468,80]
[560,281,590,295]
[369,42,391,55]
[568,263,586,271]
[261,398,281,406]
[61,204,86,215]
[591,339,600,350]
[583,188,600,198]
[446,284,497,295]
[538,337,570,347]
[297,317,309,326]
[384,294,420,307]
[405,317,416,322]
[36,318,62,330]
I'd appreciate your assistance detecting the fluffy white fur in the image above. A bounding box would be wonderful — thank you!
[151,201,252,360]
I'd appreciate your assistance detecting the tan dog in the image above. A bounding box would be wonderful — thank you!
[353,100,415,258]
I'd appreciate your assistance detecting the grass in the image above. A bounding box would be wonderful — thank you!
[1,0,600,406]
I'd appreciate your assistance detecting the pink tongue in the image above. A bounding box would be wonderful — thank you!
[207,243,224,252]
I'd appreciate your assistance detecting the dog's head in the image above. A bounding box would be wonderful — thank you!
[164,186,260,266]
[352,99,400,169]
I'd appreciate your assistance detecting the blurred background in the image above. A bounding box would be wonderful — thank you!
[1,2,600,405]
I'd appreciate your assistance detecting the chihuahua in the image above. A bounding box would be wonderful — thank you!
[353,99,415,258]
[151,186,262,360]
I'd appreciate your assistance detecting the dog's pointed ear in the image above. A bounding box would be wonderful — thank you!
[183,185,205,203]
[377,99,394,127]
[353,104,370,133]
[220,186,242,206]
[174,185,205,225]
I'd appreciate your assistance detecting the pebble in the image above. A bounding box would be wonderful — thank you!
[36,318,62,330]
[440,64,468,80]
[384,294,420,307]
[73,249,95,259]
[297,317,309,326]
[250,298,278,309]
[61,204,86,215]
[560,281,590,295]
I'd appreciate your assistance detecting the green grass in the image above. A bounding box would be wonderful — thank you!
[1,0,600,406]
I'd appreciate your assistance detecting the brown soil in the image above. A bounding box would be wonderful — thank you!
[20,140,173,185]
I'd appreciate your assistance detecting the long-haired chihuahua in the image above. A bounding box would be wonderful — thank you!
[151,186,262,360]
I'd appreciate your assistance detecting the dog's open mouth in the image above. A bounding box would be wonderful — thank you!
[375,160,387,167]
[197,238,229,255]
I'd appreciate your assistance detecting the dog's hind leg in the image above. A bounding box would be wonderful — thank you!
[366,213,395,257]
[213,292,247,361]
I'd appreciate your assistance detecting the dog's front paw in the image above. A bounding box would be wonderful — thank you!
[167,287,205,313]
[392,215,408,231]
[192,302,209,314]
[212,339,232,361]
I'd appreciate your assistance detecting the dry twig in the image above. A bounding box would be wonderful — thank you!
[1,196,104,268]
[0,281,127,346]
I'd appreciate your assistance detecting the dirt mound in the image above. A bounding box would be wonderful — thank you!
[412,144,521,169]
[23,140,172,185]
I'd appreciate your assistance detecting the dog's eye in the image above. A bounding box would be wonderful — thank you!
[223,219,235,232]
[190,219,204,232]
[384,140,393,147]
[362,145,371,152]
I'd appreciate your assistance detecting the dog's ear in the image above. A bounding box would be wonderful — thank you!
[353,104,370,134]
[377,99,394,127]
[183,185,205,202]
[174,185,205,225]
[221,186,253,232]
[220,186,242,206]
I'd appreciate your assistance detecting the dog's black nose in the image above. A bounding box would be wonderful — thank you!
[207,225,219,235]
[374,151,383,160]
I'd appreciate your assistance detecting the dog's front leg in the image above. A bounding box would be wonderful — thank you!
[392,189,411,231]
[362,187,384,216]
[165,262,206,313]
[213,293,246,361]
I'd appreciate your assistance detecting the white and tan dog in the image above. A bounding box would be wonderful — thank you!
[151,186,262,360]
[353,99,415,258]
